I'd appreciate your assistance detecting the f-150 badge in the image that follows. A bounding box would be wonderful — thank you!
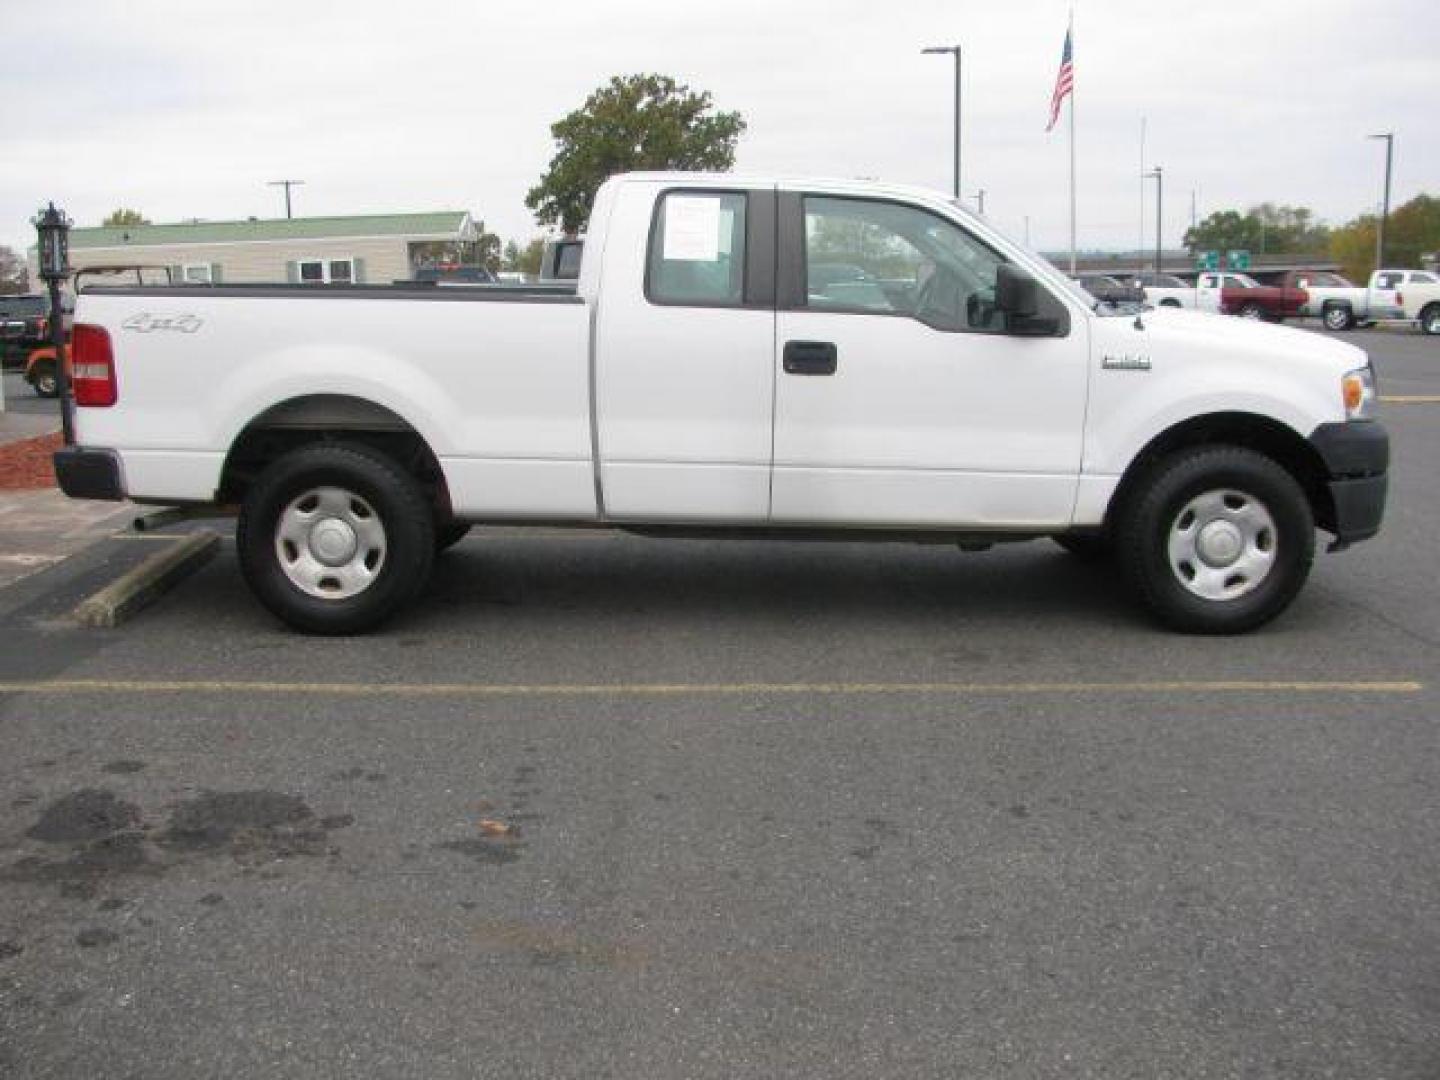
[121,313,203,333]
[1102,353,1151,370]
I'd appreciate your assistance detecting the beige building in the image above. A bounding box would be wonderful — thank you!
[31,211,479,286]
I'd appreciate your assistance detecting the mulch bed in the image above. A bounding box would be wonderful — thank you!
[0,433,62,490]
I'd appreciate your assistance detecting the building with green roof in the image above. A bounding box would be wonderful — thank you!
[31,211,479,286]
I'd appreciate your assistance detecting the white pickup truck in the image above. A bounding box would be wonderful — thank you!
[54,172,1389,635]
[1390,270,1440,335]
[1293,268,1440,332]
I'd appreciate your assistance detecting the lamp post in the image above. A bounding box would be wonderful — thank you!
[32,203,75,446]
[922,45,962,198]
[1369,133,1393,272]
[1144,166,1163,278]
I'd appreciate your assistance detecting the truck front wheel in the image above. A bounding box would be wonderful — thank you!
[237,442,435,634]
[1116,447,1314,634]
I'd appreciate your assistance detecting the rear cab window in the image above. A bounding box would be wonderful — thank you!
[646,191,747,307]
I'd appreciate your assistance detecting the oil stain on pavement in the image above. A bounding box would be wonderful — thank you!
[2,787,355,899]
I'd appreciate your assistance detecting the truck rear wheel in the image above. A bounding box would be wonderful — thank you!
[1116,446,1314,634]
[1322,304,1355,331]
[1238,302,1265,320]
[237,442,434,634]
[1420,303,1440,336]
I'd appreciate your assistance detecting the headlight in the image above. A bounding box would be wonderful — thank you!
[1342,363,1377,420]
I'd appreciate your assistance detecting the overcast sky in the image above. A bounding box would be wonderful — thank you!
[3,0,1435,261]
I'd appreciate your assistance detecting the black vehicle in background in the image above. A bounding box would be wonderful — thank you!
[1075,273,1146,307]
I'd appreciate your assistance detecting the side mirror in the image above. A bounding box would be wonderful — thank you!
[995,263,1038,318]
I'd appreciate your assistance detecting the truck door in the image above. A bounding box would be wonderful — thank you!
[1370,270,1405,319]
[1196,273,1223,312]
[593,184,777,521]
[770,192,1087,527]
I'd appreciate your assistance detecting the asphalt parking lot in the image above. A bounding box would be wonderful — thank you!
[1,326,1436,1078]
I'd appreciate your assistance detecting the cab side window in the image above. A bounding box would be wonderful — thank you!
[647,192,747,307]
[802,196,1023,333]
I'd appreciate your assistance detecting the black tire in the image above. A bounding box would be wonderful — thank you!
[29,362,57,398]
[434,519,472,552]
[1053,532,1111,562]
[1238,302,1265,320]
[237,442,435,634]
[1420,303,1440,337]
[1115,446,1314,634]
[1322,304,1355,332]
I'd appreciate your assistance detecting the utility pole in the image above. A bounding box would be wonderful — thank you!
[1138,116,1146,275]
[267,179,306,219]
[1145,166,1163,278]
[922,45,962,197]
[1369,133,1394,272]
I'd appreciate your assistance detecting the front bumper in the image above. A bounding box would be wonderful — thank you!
[1309,421,1388,545]
[53,447,126,501]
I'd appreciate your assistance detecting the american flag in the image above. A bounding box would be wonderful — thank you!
[1046,26,1074,133]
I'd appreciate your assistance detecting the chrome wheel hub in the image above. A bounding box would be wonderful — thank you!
[275,486,386,600]
[1167,489,1277,601]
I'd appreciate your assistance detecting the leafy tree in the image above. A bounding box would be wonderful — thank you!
[503,238,545,276]
[102,208,150,227]
[1328,194,1440,280]
[1328,214,1378,283]
[526,74,746,235]
[1183,210,1258,255]
[1184,205,1330,256]
[0,245,28,293]
[470,225,502,272]
[1386,194,1440,268]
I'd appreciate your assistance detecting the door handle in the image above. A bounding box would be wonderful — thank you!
[783,340,838,376]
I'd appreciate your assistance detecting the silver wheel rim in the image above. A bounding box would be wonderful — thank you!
[1241,306,1262,319]
[274,486,387,600]
[1325,309,1347,329]
[36,373,55,394]
[1426,311,1440,334]
[1167,489,1277,602]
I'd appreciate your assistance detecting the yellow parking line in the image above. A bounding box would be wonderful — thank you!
[0,678,1421,698]
[1381,395,1440,404]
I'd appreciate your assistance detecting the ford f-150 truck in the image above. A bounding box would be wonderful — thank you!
[53,172,1389,635]
[1195,272,1308,321]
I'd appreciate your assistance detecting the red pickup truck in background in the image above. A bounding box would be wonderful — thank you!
[1195,272,1308,321]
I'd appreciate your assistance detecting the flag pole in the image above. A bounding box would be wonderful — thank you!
[1067,7,1077,275]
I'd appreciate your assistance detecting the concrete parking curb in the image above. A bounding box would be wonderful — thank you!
[73,530,220,628]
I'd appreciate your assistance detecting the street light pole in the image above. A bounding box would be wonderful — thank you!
[922,45,962,197]
[1368,133,1394,272]
[1145,166,1163,278]
[32,203,74,446]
